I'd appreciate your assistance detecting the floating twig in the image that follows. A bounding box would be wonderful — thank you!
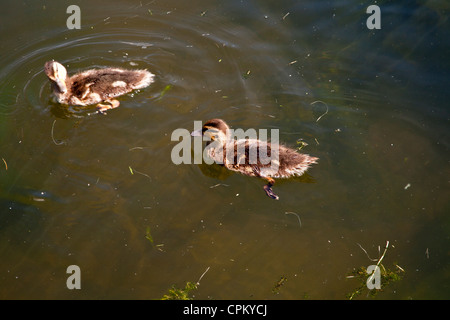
[129,167,151,180]
[209,183,229,189]
[395,264,405,272]
[129,146,148,151]
[51,120,65,145]
[285,211,301,227]
[311,100,329,122]
[356,243,378,262]
[367,241,390,284]
[272,276,287,294]
[196,266,210,286]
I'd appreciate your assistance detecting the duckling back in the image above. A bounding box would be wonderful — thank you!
[70,68,154,100]
[217,139,317,179]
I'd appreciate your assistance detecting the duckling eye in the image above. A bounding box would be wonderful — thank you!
[203,132,215,141]
[203,128,216,141]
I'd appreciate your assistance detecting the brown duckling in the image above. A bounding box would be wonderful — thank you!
[44,60,154,112]
[191,118,318,200]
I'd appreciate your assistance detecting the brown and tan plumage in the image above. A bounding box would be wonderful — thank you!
[44,60,154,112]
[191,119,318,200]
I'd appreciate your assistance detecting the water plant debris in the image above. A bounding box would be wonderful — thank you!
[285,211,301,227]
[311,100,329,122]
[51,120,65,145]
[346,241,405,299]
[161,267,210,300]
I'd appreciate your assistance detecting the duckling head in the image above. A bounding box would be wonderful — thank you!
[191,118,230,145]
[44,61,68,94]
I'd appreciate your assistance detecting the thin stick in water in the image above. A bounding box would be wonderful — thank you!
[51,120,65,145]
[285,211,301,227]
[210,183,229,189]
[356,243,378,262]
[376,241,389,267]
[130,167,152,180]
[129,147,147,151]
[311,100,329,122]
[395,264,405,272]
[367,241,390,284]
[196,266,210,286]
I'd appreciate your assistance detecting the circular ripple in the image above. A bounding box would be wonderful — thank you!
[1,5,308,122]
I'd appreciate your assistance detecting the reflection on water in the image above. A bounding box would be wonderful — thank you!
[0,0,448,299]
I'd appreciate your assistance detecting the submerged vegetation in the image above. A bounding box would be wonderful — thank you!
[145,226,164,252]
[159,242,405,300]
[161,281,199,300]
[272,276,287,294]
[346,264,405,300]
[161,267,210,300]
[346,241,405,299]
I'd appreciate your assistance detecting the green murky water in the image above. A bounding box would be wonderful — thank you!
[0,0,449,299]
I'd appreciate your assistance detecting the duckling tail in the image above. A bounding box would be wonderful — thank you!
[131,70,155,89]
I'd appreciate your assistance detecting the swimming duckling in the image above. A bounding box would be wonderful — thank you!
[191,119,318,200]
[44,60,154,112]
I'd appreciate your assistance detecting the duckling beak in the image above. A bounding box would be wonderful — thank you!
[190,129,203,137]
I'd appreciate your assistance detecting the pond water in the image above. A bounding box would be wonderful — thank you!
[0,0,448,299]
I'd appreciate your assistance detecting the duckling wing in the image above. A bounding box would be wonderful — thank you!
[225,139,279,176]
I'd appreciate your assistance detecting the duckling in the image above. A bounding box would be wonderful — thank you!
[191,119,318,200]
[44,60,154,113]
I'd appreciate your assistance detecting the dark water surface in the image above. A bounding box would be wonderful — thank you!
[0,0,448,299]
